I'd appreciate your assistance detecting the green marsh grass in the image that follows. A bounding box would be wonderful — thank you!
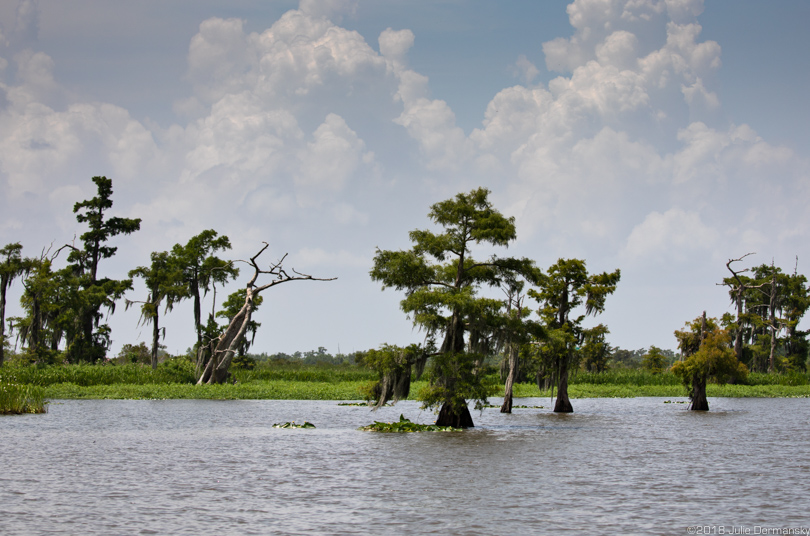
[5,361,810,400]
[1,382,47,414]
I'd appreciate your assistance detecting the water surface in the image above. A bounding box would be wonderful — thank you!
[1,397,808,535]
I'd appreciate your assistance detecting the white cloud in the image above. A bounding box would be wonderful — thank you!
[513,54,539,84]
[296,112,371,193]
[623,208,718,261]
[379,28,414,64]
[298,0,358,22]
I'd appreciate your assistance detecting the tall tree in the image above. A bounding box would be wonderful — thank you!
[12,248,77,363]
[66,176,141,362]
[529,258,620,413]
[498,277,544,413]
[0,243,26,365]
[370,187,536,427]
[171,230,239,371]
[720,253,765,363]
[128,251,186,369]
[197,243,334,385]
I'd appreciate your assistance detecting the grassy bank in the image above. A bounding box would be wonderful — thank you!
[3,362,809,400]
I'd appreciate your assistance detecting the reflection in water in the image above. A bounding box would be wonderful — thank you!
[1,398,807,535]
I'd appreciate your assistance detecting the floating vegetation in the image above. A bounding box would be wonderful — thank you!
[337,401,393,406]
[482,404,544,409]
[0,382,47,415]
[359,414,462,433]
[272,421,316,429]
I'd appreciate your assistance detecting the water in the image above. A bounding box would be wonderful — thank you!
[1,397,808,535]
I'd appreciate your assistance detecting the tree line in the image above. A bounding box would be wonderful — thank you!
[0,176,333,382]
[362,188,810,422]
[2,180,807,418]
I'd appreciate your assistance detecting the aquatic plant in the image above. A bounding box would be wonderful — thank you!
[0,382,47,414]
[359,414,462,433]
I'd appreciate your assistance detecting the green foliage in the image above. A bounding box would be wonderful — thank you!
[417,351,499,412]
[674,315,719,357]
[641,346,669,374]
[671,328,749,394]
[1,242,26,366]
[581,324,611,372]
[128,250,186,368]
[64,176,141,362]
[231,353,257,370]
[0,381,47,414]
[42,380,372,400]
[0,360,195,387]
[360,343,425,406]
[569,369,681,386]
[114,342,151,365]
[230,360,375,383]
[171,230,239,350]
[359,414,462,433]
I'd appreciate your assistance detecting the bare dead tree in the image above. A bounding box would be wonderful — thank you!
[197,243,335,384]
[719,253,766,361]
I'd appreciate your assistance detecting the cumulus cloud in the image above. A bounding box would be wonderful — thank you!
[296,113,373,195]
[623,208,719,261]
[186,11,385,106]
[2,0,808,354]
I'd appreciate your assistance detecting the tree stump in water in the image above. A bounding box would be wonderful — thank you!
[435,402,475,428]
[690,374,709,411]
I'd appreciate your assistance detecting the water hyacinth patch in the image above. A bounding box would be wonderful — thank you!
[272,421,316,428]
[359,414,463,433]
[0,382,47,415]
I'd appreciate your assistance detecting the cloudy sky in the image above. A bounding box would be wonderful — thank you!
[1,0,809,357]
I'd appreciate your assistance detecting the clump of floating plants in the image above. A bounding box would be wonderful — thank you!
[481,404,543,409]
[359,414,462,433]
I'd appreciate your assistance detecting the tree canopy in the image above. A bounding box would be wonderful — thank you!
[370,187,537,426]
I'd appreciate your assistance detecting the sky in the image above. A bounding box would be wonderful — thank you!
[1,0,809,357]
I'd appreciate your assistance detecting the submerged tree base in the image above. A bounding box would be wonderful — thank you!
[553,394,573,413]
[435,402,475,428]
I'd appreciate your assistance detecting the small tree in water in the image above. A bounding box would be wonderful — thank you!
[672,315,748,410]
[370,188,536,427]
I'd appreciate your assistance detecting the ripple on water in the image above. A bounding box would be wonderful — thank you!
[0,397,808,534]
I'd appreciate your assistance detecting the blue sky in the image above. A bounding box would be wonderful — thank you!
[1,0,809,356]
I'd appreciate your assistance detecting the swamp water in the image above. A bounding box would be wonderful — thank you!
[1,397,808,535]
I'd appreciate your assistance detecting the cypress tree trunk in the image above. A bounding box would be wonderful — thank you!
[151,307,160,370]
[501,343,518,413]
[690,372,709,411]
[0,281,7,366]
[435,402,475,428]
[553,352,573,413]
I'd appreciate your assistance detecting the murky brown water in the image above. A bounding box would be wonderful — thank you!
[1,397,808,535]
